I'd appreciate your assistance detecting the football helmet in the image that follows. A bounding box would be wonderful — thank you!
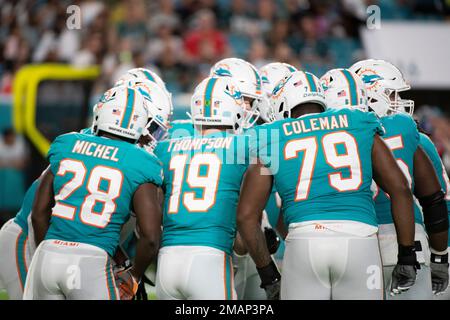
[190,76,245,133]
[210,58,268,126]
[116,67,171,99]
[320,68,368,111]
[93,86,149,142]
[271,71,326,120]
[117,78,172,146]
[349,59,414,117]
[260,62,298,95]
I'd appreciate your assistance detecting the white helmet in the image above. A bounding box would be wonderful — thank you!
[210,58,266,127]
[93,86,148,142]
[271,71,326,120]
[116,67,171,98]
[116,78,172,145]
[349,59,414,117]
[320,68,368,112]
[191,76,245,133]
[260,62,298,95]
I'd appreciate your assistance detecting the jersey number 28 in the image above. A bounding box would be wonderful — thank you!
[53,159,123,228]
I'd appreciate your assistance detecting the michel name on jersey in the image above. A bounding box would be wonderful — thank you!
[71,140,120,162]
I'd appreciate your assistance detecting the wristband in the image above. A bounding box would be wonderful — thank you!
[397,244,417,266]
[257,260,281,288]
[431,252,449,264]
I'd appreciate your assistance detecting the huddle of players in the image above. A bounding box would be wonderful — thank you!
[0,57,449,300]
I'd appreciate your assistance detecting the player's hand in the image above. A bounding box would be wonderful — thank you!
[264,227,281,255]
[430,252,449,295]
[390,245,418,296]
[115,269,139,300]
[257,260,281,300]
[263,280,281,300]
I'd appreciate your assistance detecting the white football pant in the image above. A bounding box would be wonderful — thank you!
[281,221,383,300]
[156,246,236,300]
[23,239,119,300]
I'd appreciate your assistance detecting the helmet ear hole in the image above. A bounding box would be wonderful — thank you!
[279,102,284,113]
[283,111,289,119]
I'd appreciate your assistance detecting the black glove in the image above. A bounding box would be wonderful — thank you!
[257,260,281,300]
[390,244,419,296]
[264,227,281,255]
[430,252,449,295]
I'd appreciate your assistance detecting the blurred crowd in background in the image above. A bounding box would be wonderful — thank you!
[0,0,449,221]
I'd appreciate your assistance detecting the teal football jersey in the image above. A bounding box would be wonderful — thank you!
[155,131,250,255]
[46,132,163,256]
[167,119,195,139]
[14,179,40,234]
[255,108,384,227]
[13,128,93,235]
[374,114,422,225]
[419,133,450,245]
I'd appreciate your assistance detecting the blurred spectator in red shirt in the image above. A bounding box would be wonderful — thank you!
[184,9,228,63]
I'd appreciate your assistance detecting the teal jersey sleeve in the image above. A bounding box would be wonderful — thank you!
[45,132,162,256]
[14,179,41,234]
[156,132,250,255]
[419,133,450,245]
[80,127,93,135]
[257,108,381,227]
[167,120,195,139]
[374,114,422,225]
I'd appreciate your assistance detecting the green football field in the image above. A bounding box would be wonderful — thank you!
[0,290,9,300]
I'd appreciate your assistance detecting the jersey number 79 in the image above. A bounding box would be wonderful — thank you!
[284,131,362,201]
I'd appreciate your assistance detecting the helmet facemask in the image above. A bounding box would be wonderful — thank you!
[387,88,415,116]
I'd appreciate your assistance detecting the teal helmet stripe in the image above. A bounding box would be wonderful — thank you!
[341,70,358,106]
[203,77,218,117]
[305,72,318,92]
[142,70,156,83]
[287,65,296,72]
[253,68,262,93]
[120,87,135,129]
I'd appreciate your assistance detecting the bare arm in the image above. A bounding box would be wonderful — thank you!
[31,168,55,246]
[276,209,288,241]
[413,146,448,252]
[130,183,162,280]
[237,163,273,267]
[372,135,415,247]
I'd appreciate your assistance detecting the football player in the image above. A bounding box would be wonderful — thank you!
[23,86,163,300]
[350,59,449,299]
[0,69,172,300]
[210,58,271,128]
[237,70,418,300]
[154,76,253,300]
[0,178,40,299]
[229,62,298,300]
[418,132,450,299]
